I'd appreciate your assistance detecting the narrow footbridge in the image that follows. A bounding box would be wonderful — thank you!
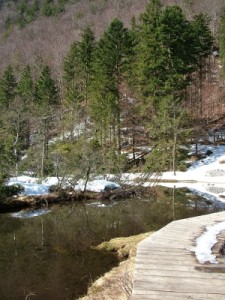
[131,211,225,300]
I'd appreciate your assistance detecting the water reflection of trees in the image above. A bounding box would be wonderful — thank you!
[0,209,119,299]
[0,187,224,300]
[44,187,224,244]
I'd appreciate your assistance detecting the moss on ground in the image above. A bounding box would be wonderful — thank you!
[78,232,153,300]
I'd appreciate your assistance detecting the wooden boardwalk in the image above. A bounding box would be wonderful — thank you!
[131,211,225,300]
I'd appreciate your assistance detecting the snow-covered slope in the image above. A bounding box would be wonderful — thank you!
[7,176,121,195]
[156,144,225,202]
[6,144,225,201]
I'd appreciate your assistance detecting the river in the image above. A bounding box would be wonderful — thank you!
[0,187,224,300]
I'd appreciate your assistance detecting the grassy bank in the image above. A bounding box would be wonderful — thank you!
[78,232,153,300]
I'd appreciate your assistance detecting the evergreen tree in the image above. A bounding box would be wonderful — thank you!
[0,65,17,108]
[33,65,59,176]
[63,43,85,139]
[79,27,95,106]
[17,0,28,27]
[62,27,95,140]
[159,6,196,79]
[16,65,34,148]
[146,95,190,174]
[90,18,133,152]
[136,1,197,173]
[219,10,225,74]
[191,13,213,113]
[35,65,59,108]
[30,0,40,17]
[192,13,213,64]
[63,41,81,104]
[56,0,66,14]
[0,127,15,183]
[63,27,95,110]
[135,0,164,113]
[41,0,54,17]
[17,65,34,109]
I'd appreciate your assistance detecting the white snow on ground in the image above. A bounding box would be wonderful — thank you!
[114,144,225,265]
[74,179,120,193]
[19,183,49,195]
[9,144,225,198]
[49,122,85,144]
[191,221,225,264]
[151,144,225,201]
[8,176,49,196]
[42,177,60,186]
[7,177,121,195]
[152,144,225,265]
[6,143,225,263]
[8,176,38,184]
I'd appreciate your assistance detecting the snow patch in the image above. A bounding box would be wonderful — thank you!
[205,169,225,177]
[11,208,51,219]
[191,221,225,264]
[7,176,120,195]
[74,179,120,193]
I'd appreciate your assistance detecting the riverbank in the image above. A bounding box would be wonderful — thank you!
[78,232,153,300]
[0,187,144,212]
[4,144,225,213]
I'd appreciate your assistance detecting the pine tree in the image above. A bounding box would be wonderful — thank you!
[62,28,95,139]
[17,65,34,110]
[146,94,191,174]
[63,27,95,111]
[90,18,133,152]
[35,65,59,109]
[33,65,59,176]
[63,42,81,105]
[16,65,34,148]
[192,13,213,64]
[159,6,196,79]
[219,10,225,74]
[191,13,213,113]
[136,1,197,174]
[0,127,15,183]
[135,0,165,113]
[41,0,54,16]
[79,27,95,111]
[0,65,17,108]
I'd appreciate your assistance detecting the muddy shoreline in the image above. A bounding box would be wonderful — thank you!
[0,186,153,213]
[78,232,153,300]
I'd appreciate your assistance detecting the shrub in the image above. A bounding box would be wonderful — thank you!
[0,184,24,199]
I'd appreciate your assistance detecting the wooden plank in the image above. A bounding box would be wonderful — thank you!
[132,291,225,300]
[136,248,192,254]
[133,268,225,279]
[135,263,225,273]
[133,278,225,294]
[131,211,225,299]
[135,258,197,266]
[136,251,193,257]
[135,264,196,272]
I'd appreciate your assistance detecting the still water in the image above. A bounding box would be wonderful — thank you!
[0,187,225,300]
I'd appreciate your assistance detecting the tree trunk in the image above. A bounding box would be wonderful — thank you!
[172,132,177,176]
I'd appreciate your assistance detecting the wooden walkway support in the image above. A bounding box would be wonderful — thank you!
[131,211,225,300]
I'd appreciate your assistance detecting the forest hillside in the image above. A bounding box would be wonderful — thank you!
[0,0,224,74]
[1,0,225,193]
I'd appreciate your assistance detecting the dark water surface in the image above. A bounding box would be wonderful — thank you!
[0,187,225,300]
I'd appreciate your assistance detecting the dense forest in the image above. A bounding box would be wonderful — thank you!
[1,0,225,192]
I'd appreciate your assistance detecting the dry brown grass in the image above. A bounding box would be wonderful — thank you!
[78,232,152,300]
